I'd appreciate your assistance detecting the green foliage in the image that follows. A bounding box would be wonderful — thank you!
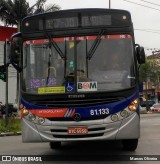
[139,59,151,82]
[0,118,21,133]
[0,0,60,27]
[139,58,160,87]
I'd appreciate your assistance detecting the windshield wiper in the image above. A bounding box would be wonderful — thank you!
[44,31,66,82]
[45,31,65,59]
[87,30,105,60]
[47,48,52,83]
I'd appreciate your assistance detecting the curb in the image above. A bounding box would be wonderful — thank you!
[0,131,21,137]
[140,111,160,114]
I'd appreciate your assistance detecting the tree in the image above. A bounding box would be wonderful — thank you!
[139,58,160,86]
[139,57,160,108]
[0,0,60,30]
[139,59,151,83]
[0,0,61,111]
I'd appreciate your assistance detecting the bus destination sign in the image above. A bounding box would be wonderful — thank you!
[45,15,111,29]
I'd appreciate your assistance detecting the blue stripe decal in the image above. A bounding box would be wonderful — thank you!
[21,92,138,118]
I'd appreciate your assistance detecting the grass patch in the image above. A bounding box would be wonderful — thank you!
[0,118,21,133]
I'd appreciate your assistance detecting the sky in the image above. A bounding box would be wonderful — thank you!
[26,0,160,55]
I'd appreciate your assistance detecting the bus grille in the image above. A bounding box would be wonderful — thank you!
[30,97,123,108]
[47,115,107,121]
[51,127,105,132]
[53,133,104,138]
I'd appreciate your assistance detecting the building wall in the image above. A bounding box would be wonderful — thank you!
[0,42,17,104]
[0,26,17,41]
[0,26,18,104]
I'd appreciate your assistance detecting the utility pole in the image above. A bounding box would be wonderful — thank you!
[152,50,160,103]
[109,0,111,9]
[4,40,10,127]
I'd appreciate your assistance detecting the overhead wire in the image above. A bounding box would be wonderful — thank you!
[137,29,160,32]
[135,29,160,35]
[139,0,160,7]
[122,0,160,50]
[123,0,160,12]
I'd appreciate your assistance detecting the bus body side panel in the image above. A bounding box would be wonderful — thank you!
[116,112,140,139]
[22,119,42,142]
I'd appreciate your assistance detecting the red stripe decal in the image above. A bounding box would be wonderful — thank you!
[29,108,67,118]
[23,35,132,45]
[70,109,76,117]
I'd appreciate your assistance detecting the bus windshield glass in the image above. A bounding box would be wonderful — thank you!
[22,34,135,95]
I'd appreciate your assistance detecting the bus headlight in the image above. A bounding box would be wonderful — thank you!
[38,117,45,124]
[111,114,119,122]
[28,113,36,121]
[120,110,128,118]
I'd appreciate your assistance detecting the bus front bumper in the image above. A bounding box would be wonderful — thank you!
[22,112,140,142]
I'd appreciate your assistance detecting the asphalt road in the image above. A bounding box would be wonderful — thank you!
[0,113,160,164]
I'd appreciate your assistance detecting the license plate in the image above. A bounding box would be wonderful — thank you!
[68,127,88,134]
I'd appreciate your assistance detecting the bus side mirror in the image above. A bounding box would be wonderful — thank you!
[135,44,145,64]
[10,33,22,72]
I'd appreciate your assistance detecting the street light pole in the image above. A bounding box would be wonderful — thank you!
[4,40,9,127]
[109,0,111,9]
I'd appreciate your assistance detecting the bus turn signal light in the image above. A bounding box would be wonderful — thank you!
[22,109,29,116]
[128,105,137,111]
[128,99,139,111]
[133,99,138,104]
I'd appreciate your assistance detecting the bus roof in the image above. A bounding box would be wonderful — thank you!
[21,8,132,34]
[22,8,131,20]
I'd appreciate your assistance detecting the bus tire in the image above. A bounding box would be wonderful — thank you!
[122,139,138,151]
[49,142,61,149]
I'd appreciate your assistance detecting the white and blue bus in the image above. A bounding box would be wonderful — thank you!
[10,8,145,151]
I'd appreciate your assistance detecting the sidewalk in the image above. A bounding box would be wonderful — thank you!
[140,110,160,114]
[0,131,21,137]
[147,111,152,114]
[0,117,21,137]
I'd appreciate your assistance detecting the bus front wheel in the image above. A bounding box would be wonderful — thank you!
[122,139,138,151]
[49,142,61,149]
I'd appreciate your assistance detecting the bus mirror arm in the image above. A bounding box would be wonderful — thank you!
[135,44,145,64]
[10,59,22,72]
[10,33,22,72]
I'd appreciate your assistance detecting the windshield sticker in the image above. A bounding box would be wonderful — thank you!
[65,83,75,93]
[30,78,56,88]
[69,42,74,48]
[77,82,97,92]
[38,86,65,94]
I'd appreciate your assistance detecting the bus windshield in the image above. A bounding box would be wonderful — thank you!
[22,34,135,94]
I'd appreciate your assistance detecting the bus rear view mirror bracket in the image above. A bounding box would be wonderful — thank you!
[135,44,145,64]
[10,32,22,72]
